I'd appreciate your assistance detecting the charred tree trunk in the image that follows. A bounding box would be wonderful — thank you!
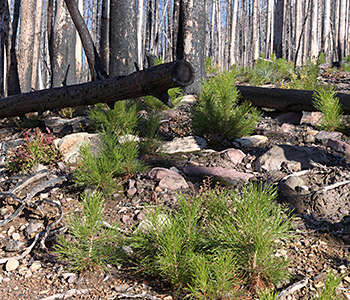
[0,60,194,119]
[64,0,107,80]
[237,85,350,114]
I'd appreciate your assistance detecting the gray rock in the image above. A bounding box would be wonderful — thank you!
[279,175,307,196]
[234,135,268,148]
[44,116,91,134]
[254,145,329,172]
[25,222,44,238]
[327,139,350,155]
[315,131,342,145]
[159,136,207,154]
[5,240,25,252]
[182,166,254,183]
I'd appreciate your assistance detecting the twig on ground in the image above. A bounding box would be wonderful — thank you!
[117,293,164,300]
[40,288,91,300]
[277,276,309,299]
[0,174,67,262]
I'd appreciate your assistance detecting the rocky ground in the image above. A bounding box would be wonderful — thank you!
[0,69,349,299]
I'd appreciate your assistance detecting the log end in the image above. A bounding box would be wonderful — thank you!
[171,60,195,87]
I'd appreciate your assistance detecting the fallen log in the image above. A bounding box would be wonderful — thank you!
[0,60,194,119]
[236,85,350,114]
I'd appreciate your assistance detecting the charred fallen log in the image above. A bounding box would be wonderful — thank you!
[0,60,194,119]
[237,85,350,114]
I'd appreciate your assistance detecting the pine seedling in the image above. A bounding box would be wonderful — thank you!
[188,251,241,300]
[209,183,293,291]
[314,270,343,300]
[257,289,279,300]
[74,132,144,195]
[89,101,139,135]
[192,70,261,145]
[54,191,123,273]
[138,112,163,155]
[312,86,343,132]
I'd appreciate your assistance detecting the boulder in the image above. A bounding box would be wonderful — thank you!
[148,167,188,190]
[159,136,207,154]
[254,144,329,172]
[54,132,101,164]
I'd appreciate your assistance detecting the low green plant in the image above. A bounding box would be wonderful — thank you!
[288,60,321,90]
[312,86,343,132]
[138,112,162,155]
[54,191,124,273]
[59,107,76,119]
[74,132,144,195]
[257,289,278,300]
[314,270,343,300]
[191,70,261,145]
[130,182,293,297]
[89,101,139,135]
[7,127,61,172]
[205,56,219,75]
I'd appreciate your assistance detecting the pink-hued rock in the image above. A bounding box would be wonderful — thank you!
[300,111,322,125]
[182,166,254,182]
[220,148,246,164]
[280,123,295,133]
[327,139,350,155]
[148,167,188,190]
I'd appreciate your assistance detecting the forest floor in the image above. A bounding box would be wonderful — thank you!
[0,69,350,300]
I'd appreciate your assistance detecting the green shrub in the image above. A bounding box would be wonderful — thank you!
[138,112,163,155]
[312,86,343,132]
[74,132,144,195]
[314,270,343,300]
[191,70,261,145]
[89,101,139,135]
[129,182,293,297]
[54,191,124,273]
[7,127,61,172]
[288,60,320,90]
[205,56,219,75]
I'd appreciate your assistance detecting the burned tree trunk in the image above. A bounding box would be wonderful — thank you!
[237,85,350,114]
[0,60,194,119]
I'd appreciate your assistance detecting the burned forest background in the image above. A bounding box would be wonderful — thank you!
[0,0,349,98]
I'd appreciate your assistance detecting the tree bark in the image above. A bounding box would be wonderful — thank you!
[310,0,318,61]
[0,60,194,119]
[100,0,109,73]
[237,85,350,114]
[18,0,36,93]
[109,0,137,77]
[64,0,107,80]
[6,0,21,96]
[51,0,76,88]
[176,0,206,95]
[273,0,284,58]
